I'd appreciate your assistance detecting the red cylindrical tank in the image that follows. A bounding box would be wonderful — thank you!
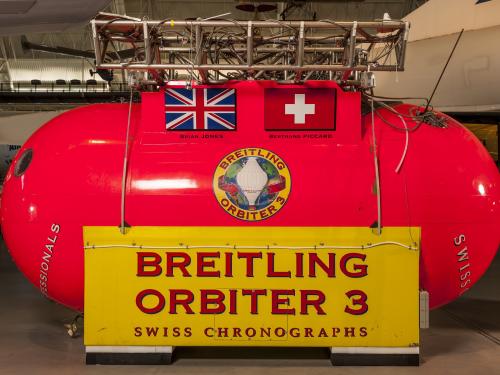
[1,81,499,311]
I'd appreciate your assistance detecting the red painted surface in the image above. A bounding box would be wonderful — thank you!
[1,81,498,312]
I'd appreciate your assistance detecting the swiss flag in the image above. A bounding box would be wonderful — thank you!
[264,88,336,130]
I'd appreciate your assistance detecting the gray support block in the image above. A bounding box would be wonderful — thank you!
[330,347,419,366]
[85,346,174,365]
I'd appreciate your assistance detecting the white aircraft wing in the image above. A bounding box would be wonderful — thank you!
[0,0,111,35]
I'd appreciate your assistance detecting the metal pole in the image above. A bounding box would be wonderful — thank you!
[91,20,102,67]
[93,20,405,29]
[397,21,410,71]
[247,21,254,78]
[143,21,151,64]
[295,21,305,82]
[97,63,397,71]
[0,39,12,90]
[347,21,357,68]
[195,23,208,83]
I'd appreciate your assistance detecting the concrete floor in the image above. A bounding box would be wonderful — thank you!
[0,238,499,375]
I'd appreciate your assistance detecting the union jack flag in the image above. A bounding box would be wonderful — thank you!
[165,88,237,131]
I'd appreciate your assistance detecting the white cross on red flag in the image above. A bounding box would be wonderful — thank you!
[264,88,336,130]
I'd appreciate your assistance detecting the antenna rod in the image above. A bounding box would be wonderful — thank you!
[424,28,464,113]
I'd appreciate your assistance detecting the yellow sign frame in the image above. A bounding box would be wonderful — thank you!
[84,226,420,348]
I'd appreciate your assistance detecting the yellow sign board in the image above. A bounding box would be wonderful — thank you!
[84,226,419,347]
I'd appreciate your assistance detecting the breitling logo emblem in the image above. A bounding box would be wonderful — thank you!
[213,148,291,221]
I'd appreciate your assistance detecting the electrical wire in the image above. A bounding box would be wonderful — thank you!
[365,93,428,119]
[424,28,464,113]
[84,241,418,251]
[395,115,409,174]
[362,93,429,132]
[366,93,430,105]
[362,92,449,174]
[120,86,134,234]
[370,98,382,235]
[375,108,423,133]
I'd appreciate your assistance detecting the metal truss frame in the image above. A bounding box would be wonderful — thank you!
[91,13,409,86]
